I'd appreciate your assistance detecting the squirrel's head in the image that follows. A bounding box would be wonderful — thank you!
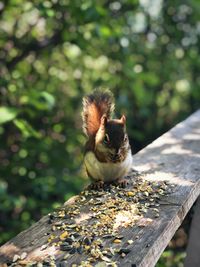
[95,114,129,162]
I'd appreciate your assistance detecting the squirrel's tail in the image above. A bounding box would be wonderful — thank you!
[82,89,115,136]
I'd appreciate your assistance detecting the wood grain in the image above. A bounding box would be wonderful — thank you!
[184,196,200,267]
[0,110,200,267]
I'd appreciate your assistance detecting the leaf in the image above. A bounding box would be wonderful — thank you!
[0,107,18,124]
[19,91,55,111]
[98,26,112,37]
[14,119,41,138]
[40,91,55,109]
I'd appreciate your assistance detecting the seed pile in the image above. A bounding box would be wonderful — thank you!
[10,171,175,267]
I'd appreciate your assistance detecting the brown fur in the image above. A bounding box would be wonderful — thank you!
[82,89,130,168]
[94,119,129,163]
[82,89,115,136]
[84,136,95,153]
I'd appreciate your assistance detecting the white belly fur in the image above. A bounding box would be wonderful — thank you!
[84,150,132,182]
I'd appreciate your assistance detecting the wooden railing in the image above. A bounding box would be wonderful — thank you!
[0,110,200,267]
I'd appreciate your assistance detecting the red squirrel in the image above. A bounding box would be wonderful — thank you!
[82,89,132,189]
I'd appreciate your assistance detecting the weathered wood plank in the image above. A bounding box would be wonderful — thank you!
[0,110,200,267]
[184,196,200,267]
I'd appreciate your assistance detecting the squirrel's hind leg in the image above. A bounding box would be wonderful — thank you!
[114,178,128,188]
[88,180,104,190]
[85,168,104,190]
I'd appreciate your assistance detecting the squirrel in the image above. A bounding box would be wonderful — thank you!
[82,89,132,189]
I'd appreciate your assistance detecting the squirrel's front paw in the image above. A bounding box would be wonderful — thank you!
[88,180,104,190]
[114,178,128,188]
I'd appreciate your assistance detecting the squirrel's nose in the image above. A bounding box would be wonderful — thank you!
[112,151,120,160]
[115,148,120,154]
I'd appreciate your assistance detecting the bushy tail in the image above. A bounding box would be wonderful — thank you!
[82,89,115,136]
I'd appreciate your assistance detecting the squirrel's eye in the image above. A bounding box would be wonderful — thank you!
[103,134,109,144]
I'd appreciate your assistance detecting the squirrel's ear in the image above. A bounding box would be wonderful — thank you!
[120,115,126,125]
[101,114,107,126]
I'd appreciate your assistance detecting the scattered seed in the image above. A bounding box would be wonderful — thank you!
[101,256,112,262]
[13,254,20,262]
[103,234,114,239]
[59,231,69,240]
[114,235,124,239]
[20,252,27,260]
[119,248,131,254]
[65,237,73,244]
[66,224,76,228]
[60,244,72,251]
[39,176,174,265]
[82,236,91,245]
[95,262,107,267]
[55,221,62,226]
[113,239,122,244]
[52,225,56,231]
[73,232,81,239]
[127,191,135,197]
[84,245,91,250]
[77,246,84,254]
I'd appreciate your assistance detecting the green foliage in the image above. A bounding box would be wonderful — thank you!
[0,3,200,265]
[156,250,186,267]
[0,107,18,124]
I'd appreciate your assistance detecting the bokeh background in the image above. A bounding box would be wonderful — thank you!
[0,0,200,266]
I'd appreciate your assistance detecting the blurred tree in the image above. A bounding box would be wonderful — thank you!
[0,0,200,251]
